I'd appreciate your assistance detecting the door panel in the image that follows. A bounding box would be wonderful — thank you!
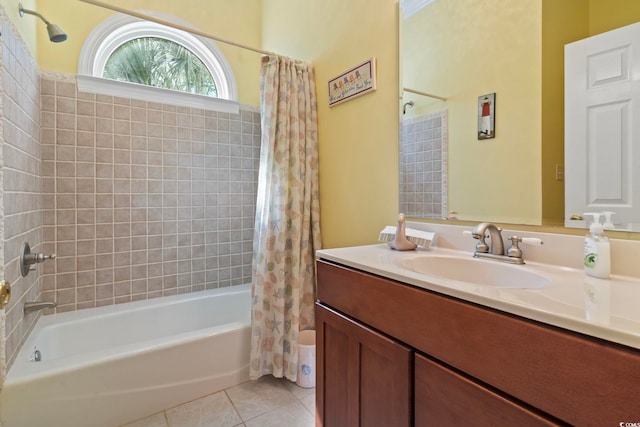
[316,303,412,427]
[565,22,640,230]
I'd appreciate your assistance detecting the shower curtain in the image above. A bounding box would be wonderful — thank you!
[249,55,321,381]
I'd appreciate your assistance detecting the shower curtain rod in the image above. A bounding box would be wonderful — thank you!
[403,87,447,101]
[78,0,277,56]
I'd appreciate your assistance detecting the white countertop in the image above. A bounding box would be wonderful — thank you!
[316,244,640,350]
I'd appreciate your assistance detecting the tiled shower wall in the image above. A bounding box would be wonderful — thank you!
[1,17,44,367]
[1,11,261,369]
[39,75,261,313]
[399,110,448,219]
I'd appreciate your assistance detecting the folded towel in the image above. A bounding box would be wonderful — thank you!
[379,226,435,248]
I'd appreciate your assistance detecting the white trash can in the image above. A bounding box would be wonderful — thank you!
[296,329,316,388]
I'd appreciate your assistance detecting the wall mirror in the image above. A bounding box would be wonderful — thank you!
[399,0,640,233]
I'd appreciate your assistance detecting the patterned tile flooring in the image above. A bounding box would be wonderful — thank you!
[120,376,315,427]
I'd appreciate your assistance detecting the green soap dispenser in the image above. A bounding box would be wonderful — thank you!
[583,213,611,279]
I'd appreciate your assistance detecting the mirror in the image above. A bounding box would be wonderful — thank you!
[400,0,640,232]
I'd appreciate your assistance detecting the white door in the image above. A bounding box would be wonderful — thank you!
[565,22,640,230]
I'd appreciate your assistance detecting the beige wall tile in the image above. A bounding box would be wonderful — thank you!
[18,71,259,337]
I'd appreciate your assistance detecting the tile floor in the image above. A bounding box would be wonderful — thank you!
[120,376,315,427]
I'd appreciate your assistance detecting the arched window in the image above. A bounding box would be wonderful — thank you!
[77,12,239,113]
[104,37,218,96]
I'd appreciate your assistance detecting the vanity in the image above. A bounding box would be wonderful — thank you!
[314,228,640,427]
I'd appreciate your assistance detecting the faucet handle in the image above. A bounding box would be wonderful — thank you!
[521,237,544,246]
[507,236,544,259]
[507,236,523,258]
[465,229,490,253]
[20,242,57,277]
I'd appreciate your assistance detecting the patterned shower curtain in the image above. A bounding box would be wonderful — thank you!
[249,55,321,381]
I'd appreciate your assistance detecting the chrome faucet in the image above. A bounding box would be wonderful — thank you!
[470,222,527,265]
[468,223,545,264]
[471,222,505,256]
[23,301,56,315]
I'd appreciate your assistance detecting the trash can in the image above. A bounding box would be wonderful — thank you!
[296,329,316,388]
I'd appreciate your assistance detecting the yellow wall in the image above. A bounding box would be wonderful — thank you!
[541,0,589,226]
[1,0,37,54]
[8,0,640,247]
[262,0,399,248]
[23,0,640,248]
[34,0,263,106]
[23,0,398,249]
[589,0,640,35]
[403,0,543,225]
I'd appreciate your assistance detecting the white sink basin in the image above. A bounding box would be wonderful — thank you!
[401,255,551,289]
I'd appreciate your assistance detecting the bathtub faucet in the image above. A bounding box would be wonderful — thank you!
[23,301,56,315]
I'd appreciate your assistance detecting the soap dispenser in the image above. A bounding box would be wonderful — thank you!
[601,211,616,230]
[583,213,610,279]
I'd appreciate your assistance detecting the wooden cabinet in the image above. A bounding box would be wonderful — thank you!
[316,304,412,427]
[316,259,640,427]
[415,354,558,427]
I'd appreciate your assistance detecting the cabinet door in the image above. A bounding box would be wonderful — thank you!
[316,303,412,427]
[415,353,561,427]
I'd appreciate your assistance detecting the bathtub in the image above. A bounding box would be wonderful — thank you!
[1,284,251,427]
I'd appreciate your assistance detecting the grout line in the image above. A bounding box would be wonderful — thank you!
[121,378,315,426]
[223,389,245,423]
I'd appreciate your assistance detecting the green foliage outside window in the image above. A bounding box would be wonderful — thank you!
[104,37,218,97]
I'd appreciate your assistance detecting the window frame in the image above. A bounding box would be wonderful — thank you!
[77,11,239,113]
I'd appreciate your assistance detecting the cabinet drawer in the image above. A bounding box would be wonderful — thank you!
[317,259,640,426]
[415,353,560,427]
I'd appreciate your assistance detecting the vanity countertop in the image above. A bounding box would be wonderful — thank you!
[316,244,640,351]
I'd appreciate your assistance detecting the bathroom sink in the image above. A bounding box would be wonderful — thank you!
[401,255,551,289]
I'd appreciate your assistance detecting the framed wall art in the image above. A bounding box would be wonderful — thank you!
[328,57,377,107]
[477,93,496,140]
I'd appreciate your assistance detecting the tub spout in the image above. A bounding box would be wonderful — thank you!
[24,301,56,315]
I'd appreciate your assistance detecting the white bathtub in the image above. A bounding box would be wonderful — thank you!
[1,284,251,427]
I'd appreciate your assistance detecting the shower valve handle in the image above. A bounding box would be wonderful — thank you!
[28,253,57,263]
[20,242,57,277]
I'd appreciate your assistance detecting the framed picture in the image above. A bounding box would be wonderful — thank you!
[328,57,377,107]
[477,93,496,139]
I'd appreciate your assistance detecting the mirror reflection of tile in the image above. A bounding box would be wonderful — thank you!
[399,110,448,219]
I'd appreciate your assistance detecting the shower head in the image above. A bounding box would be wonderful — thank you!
[403,101,415,115]
[45,23,68,43]
[19,3,68,43]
